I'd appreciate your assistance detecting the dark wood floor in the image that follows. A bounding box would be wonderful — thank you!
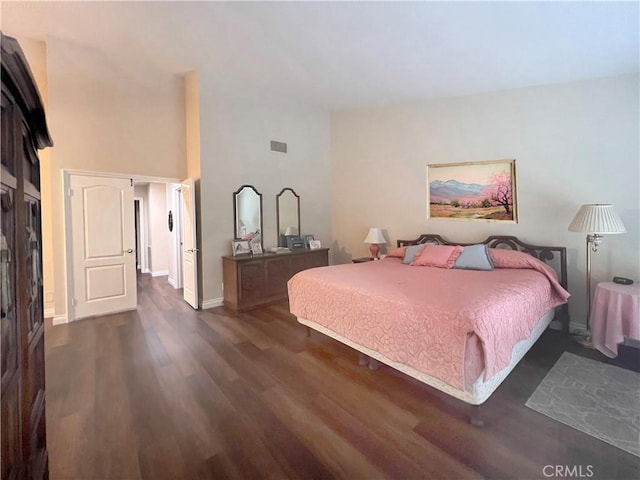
[44,274,639,480]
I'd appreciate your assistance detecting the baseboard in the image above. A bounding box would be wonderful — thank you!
[142,268,151,274]
[151,269,169,277]
[569,321,587,334]
[44,308,55,319]
[168,276,177,288]
[202,297,224,309]
[52,314,68,325]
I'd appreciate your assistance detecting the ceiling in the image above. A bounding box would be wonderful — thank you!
[2,1,638,110]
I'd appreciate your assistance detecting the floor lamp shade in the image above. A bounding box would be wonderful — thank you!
[568,204,626,234]
[568,204,626,347]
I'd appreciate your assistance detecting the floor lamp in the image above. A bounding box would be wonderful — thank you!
[568,204,626,348]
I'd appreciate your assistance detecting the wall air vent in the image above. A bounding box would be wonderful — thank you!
[270,140,287,153]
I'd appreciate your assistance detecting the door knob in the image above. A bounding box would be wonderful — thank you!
[125,249,134,254]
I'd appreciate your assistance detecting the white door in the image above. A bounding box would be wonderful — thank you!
[69,174,136,320]
[180,178,199,308]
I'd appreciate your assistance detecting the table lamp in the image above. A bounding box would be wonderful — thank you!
[364,227,386,259]
[568,204,626,347]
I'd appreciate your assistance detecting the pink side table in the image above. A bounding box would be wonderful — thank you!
[590,282,640,358]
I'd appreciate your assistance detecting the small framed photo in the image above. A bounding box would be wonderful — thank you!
[303,234,315,248]
[251,243,263,255]
[232,239,251,256]
[309,240,322,250]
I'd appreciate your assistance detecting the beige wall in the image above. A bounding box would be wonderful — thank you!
[166,183,180,287]
[147,183,169,275]
[331,74,640,328]
[185,71,202,180]
[17,34,332,313]
[184,71,203,301]
[198,92,332,304]
[16,33,637,327]
[40,36,186,318]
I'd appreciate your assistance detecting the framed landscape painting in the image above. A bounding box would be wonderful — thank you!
[427,159,518,222]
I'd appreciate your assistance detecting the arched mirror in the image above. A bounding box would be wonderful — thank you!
[276,188,300,247]
[233,185,263,249]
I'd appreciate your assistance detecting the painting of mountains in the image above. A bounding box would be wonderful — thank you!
[427,159,518,222]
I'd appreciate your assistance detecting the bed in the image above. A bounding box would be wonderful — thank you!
[287,234,570,423]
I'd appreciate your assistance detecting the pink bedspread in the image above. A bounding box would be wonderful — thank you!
[288,256,569,390]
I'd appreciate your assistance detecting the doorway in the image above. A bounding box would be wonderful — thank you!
[134,200,139,269]
[171,185,184,289]
[63,171,199,322]
[170,178,198,309]
[133,197,148,273]
[65,174,137,319]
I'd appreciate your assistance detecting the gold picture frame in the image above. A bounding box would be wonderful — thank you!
[427,159,518,223]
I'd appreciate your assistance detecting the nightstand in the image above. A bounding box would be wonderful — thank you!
[591,282,640,358]
[352,257,374,263]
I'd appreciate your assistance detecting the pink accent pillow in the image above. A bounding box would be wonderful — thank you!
[489,248,525,268]
[386,246,406,258]
[411,245,463,268]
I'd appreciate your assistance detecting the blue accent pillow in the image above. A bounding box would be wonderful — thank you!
[402,242,436,264]
[453,244,494,271]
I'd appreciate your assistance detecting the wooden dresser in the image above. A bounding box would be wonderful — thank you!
[222,248,329,313]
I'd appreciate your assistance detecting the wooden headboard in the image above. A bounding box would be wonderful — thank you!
[396,234,569,331]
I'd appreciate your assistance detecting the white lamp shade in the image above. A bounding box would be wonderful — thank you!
[364,227,386,244]
[284,226,296,235]
[568,204,626,234]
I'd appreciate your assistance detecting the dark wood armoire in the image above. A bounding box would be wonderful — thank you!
[1,32,53,480]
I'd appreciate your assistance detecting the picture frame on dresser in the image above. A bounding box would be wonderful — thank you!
[251,242,263,255]
[309,240,322,250]
[303,234,315,248]
[232,239,251,256]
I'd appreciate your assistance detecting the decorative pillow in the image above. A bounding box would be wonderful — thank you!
[489,248,557,279]
[401,244,426,264]
[386,246,406,258]
[489,247,532,268]
[411,245,463,268]
[453,244,494,271]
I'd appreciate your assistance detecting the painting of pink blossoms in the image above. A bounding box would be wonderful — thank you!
[427,159,518,222]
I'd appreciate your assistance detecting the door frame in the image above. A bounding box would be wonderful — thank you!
[179,177,199,309]
[134,196,148,274]
[171,184,184,289]
[61,169,180,323]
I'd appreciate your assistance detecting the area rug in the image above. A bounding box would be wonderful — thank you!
[526,352,640,457]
